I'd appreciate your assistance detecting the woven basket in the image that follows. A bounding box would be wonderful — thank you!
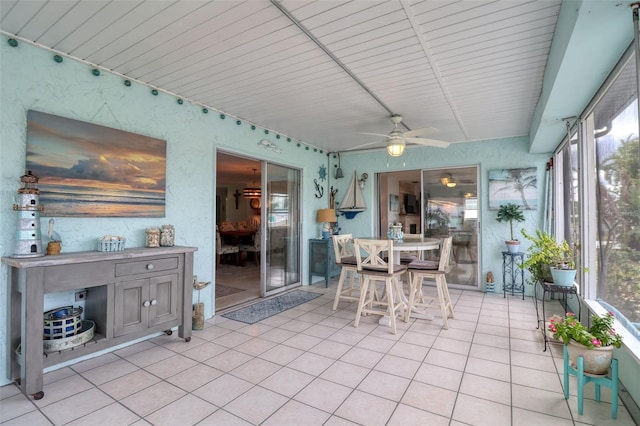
[98,238,126,252]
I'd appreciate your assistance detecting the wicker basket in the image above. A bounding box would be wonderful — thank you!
[98,237,126,252]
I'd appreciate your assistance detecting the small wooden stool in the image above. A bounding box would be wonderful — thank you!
[563,344,619,419]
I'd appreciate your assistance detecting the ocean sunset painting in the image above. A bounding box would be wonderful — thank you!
[26,110,166,217]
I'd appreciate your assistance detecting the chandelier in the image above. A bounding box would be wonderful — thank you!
[243,169,261,198]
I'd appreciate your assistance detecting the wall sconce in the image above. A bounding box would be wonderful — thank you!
[358,173,368,189]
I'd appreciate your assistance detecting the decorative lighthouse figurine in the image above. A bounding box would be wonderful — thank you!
[12,171,45,257]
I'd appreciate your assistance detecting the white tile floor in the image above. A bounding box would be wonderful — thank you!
[1,282,636,426]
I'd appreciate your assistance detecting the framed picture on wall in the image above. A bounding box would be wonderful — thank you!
[26,110,166,217]
[389,194,399,212]
[488,167,537,210]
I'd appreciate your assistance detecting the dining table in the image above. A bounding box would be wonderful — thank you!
[357,235,441,264]
[219,229,256,245]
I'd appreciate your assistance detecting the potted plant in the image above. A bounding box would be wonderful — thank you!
[548,311,623,375]
[496,203,525,253]
[549,249,577,287]
[520,229,572,284]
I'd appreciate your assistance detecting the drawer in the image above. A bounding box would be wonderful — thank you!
[115,257,179,277]
[44,261,115,292]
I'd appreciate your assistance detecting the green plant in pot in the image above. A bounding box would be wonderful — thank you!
[520,229,575,285]
[548,311,622,375]
[496,203,525,253]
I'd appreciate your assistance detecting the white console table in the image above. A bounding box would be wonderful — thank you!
[2,246,196,400]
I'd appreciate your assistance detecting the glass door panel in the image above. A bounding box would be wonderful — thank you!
[423,166,479,288]
[262,163,301,296]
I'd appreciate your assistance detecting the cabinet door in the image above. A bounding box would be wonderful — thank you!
[114,279,148,337]
[309,240,327,274]
[148,274,179,328]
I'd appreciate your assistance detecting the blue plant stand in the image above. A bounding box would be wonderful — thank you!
[502,251,524,299]
[563,344,619,419]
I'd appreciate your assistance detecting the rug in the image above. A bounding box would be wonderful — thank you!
[221,290,322,324]
[215,284,245,298]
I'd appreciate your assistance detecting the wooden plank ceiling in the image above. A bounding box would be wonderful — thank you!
[0,0,561,154]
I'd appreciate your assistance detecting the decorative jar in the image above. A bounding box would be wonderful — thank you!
[145,227,160,248]
[161,224,175,247]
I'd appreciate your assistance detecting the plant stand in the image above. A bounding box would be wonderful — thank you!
[563,344,619,419]
[502,251,524,299]
[535,280,581,351]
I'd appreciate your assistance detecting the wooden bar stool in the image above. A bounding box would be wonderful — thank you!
[563,344,619,419]
[331,234,361,310]
[405,237,454,329]
[353,239,407,334]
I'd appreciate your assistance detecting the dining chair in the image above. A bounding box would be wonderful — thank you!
[353,238,407,334]
[331,234,361,310]
[215,225,239,266]
[219,221,236,232]
[405,236,454,329]
[239,230,261,266]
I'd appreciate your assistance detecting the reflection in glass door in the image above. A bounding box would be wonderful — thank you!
[423,166,479,288]
[262,163,301,296]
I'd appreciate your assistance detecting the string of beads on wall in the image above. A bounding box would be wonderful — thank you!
[5,36,325,157]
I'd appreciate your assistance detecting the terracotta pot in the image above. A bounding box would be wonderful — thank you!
[567,340,614,375]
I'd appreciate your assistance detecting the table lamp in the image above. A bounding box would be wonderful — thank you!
[316,208,336,239]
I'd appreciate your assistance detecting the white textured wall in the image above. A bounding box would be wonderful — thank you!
[0,39,328,385]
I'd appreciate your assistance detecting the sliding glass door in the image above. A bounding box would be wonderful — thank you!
[423,166,480,288]
[262,162,302,296]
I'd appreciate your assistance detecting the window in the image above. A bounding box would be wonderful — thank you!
[592,56,640,334]
[556,127,582,289]
[571,50,640,342]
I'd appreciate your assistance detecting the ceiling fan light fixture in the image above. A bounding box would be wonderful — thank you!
[387,140,405,157]
[440,173,457,187]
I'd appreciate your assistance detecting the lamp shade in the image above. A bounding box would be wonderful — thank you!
[387,141,405,157]
[316,208,336,223]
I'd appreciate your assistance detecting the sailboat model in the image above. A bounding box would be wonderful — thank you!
[338,171,367,219]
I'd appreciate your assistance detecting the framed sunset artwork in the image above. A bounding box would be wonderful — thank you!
[25,110,166,217]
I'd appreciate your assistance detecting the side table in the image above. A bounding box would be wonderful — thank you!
[535,280,581,351]
[502,251,525,299]
[309,238,341,287]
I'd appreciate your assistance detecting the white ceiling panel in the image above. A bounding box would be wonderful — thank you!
[0,0,564,155]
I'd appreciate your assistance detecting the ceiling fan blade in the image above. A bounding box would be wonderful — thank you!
[347,139,385,151]
[407,137,450,148]
[358,132,390,138]
[401,127,438,138]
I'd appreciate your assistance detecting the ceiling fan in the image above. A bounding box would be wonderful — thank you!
[353,115,450,157]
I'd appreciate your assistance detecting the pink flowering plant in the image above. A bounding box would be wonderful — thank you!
[548,312,623,349]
